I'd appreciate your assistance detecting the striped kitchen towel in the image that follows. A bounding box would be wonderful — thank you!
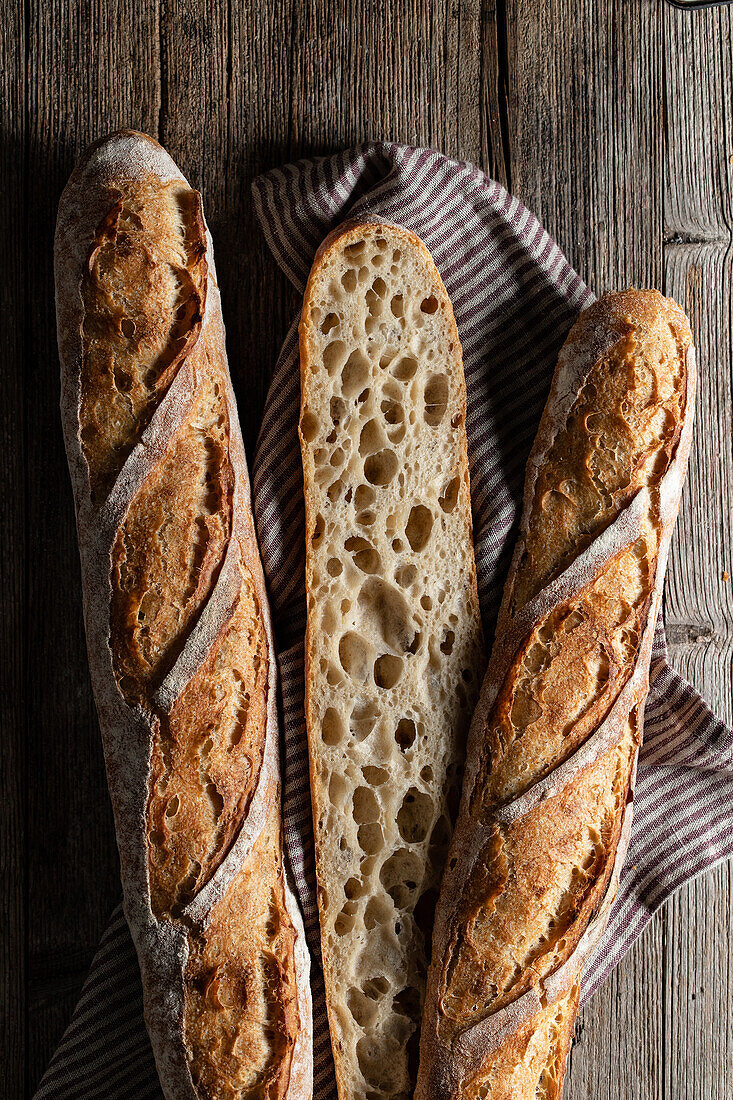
[35,143,733,1099]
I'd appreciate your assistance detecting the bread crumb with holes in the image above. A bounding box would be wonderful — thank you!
[299,220,484,1100]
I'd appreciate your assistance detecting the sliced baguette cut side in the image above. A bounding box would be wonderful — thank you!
[299,220,485,1100]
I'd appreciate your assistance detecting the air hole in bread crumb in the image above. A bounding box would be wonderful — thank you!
[440,629,455,655]
[335,907,356,935]
[165,795,180,818]
[358,577,414,652]
[339,632,372,682]
[440,473,457,510]
[420,295,439,314]
[424,373,449,426]
[327,663,345,688]
[374,653,403,688]
[341,268,357,292]
[321,312,340,335]
[342,349,371,398]
[395,563,417,588]
[345,536,381,573]
[381,395,404,426]
[327,479,344,503]
[353,786,380,824]
[397,787,434,843]
[322,707,345,746]
[350,699,379,742]
[364,448,398,486]
[395,718,417,751]
[357,822,384,854]
[344,241,366,259]
[362,975,390,998]
[326,557,342,577]
[345,877,365,900]
[300,409,319,441]
[121,317,136,338]
[330,395,346,425]
[390,295,404,318]
[359,418,387,456]
[405,504,434,551]
[329,772,350,806]
[354,484,376,511]
[380,848,422,907]
[347,987,378,1028]
[365,287,384,317]
[391,354,417,381]
[420,594,433,611]
[363,765,389,785]
[323,340,347,374]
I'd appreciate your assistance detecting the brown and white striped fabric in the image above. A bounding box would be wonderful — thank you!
[36,144,733,1100]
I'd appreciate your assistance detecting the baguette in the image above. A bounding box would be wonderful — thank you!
[56,131,311,1100]
[298,220,485,1099]
[416,290,695,1099]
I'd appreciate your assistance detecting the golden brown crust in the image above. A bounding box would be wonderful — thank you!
[56,132,311,1100]
[184,799,302,1100]
[80,177,207,499]
[416,290,695,1099]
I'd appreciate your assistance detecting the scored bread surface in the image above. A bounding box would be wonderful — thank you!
[299,221,485,1099]
[56,131,311,1100]
[416,290,695,1099]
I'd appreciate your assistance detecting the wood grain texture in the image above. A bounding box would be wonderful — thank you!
[1,1,730,1096]
[662,7,733,1099]
[1,5,27,1099]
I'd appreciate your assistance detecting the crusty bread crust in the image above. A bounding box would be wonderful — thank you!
[416,290,695,1099]
[299,219,485,1099]
[56,131,311,1100]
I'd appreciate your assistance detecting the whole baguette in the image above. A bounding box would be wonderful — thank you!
[299,220,485,1099]
[416,289,695,1099]
[56,131,311,1100]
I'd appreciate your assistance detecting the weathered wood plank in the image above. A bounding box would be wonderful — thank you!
[505,2,666,1098]
[0,4,26,1097]
[662,9,733,1099]
[24,1,161,1087]
[7,2,732,1096]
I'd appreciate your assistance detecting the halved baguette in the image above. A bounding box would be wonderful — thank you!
[298,220,485,1099]
[56,131,311,1100]
[416,290,695,1099]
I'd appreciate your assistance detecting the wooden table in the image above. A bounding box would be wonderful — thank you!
[2,2,731,1097]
